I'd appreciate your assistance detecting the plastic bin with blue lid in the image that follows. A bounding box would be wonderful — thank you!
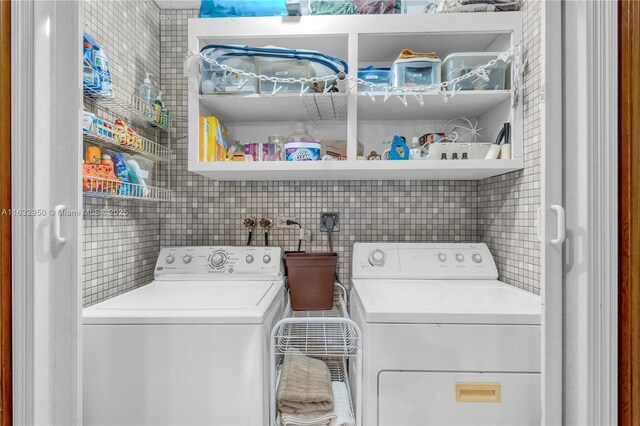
[441,52,507,91]
[391,57,442,88]
[358,66,391,90]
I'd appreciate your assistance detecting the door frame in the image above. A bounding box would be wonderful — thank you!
[618,0,639,424]
[11,1,83,424]
[0,1,11,425]
[562,0,619,424]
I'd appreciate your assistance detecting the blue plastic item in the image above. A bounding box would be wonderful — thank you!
[358,66,391,86]
[112,153,131,196]
[201,45,348,74]
[389,135,410,160]
[198,0,287,18]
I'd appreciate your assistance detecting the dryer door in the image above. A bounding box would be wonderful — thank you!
[378,371,540,426]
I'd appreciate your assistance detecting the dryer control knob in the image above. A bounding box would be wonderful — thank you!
[263,255,272,264]
[369,249,386,266]
[246,255,254,264]
[182,255,192,264]
[166,255,175,264]
[437,253,447,262]
[210,252,227,267]
[455,253,465,263]
[472,253,483,264]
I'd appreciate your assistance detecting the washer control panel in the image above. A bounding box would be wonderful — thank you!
[352,243,498,280]
[155,246,284,280]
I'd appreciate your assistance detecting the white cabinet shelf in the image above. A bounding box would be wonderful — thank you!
[357,90,511,121]
[189,159,523,181]
[188,13,523,181]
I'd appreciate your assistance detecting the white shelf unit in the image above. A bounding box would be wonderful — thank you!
[83,81,174,202]
[188,12,523,181]
[270,284,362,425]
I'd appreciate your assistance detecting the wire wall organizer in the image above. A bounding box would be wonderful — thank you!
[83,118,172,163]
[270,283,362,425]
[84,83,172,132]
[83,177,173,203]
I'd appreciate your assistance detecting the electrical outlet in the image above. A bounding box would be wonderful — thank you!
[303,229,312,242]
[320,212,340,232]
[276,216,299,228]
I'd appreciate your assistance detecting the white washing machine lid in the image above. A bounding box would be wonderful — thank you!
[83,279,284,325]
[351,279,541,325]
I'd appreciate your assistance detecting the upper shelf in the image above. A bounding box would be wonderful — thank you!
[200,93,348,122]
[357,90,511,121]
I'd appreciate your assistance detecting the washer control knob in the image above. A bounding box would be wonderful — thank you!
[246,255,254,264]
[437,253,447,262]
[210,252,227,267]
[368,249,386,266]
[263,255,272,264]
[182,255,192,264]
[456,254,465,263]
[166,255,175,264]
[472,253,483,264]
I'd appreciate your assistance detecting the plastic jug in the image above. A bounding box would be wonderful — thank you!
[139,73,158,120]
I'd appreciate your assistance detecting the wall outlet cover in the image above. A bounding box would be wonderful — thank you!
[320,212,340,232]
[276,216,298,228]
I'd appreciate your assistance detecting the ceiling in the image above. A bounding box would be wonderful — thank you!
[154,0,199,9]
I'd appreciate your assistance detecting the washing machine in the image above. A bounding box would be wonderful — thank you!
[350,243,542,426]
[83,246,286,426]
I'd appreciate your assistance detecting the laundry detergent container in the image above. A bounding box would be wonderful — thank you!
[257,58,312,94]
[285,253,337,310]
[442,52,508,90]
[391,57,441,88]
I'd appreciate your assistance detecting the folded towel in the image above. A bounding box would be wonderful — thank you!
[397,49,439,60]
[331,382,355,426]
[278,382,355,426]
[277,349,334,414]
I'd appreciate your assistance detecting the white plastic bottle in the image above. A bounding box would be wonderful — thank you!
[139,72,158,121]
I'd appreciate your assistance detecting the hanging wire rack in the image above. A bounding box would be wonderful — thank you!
[83,177,173,203]
[84,81,172,132]
[270,283,362,425]
[83,116,172,162]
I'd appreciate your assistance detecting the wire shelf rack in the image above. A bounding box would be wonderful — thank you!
[84,83,172,132]
[83,120,172,163]
[275,285,359,357]
[83,177,173,202]
[303,93,348,121]
[270,283,362,425]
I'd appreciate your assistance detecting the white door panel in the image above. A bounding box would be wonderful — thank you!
[378,371,541,426]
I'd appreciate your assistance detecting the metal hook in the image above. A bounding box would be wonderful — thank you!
[300,82,310,96]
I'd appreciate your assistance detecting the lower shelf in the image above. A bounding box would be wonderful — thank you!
[189,158,524,181]
[83,177,173,202]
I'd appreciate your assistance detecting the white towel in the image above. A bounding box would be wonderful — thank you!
[279,382,355,426]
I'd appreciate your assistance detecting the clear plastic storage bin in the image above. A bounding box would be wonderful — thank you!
[257,58,312,94]
[200,52,258,94]
[391,58,441,88]
[441,52,507,91]
[309,0,401,15]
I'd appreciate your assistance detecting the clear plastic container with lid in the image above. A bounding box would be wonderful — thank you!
[441,52,508,91]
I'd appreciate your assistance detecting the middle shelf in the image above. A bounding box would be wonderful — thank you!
[189,158,524,181]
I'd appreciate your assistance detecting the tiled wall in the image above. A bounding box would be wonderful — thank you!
[159,9,480,285]
[83,0,162,306]
[82,2,542,306]
[478,0,542,294]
